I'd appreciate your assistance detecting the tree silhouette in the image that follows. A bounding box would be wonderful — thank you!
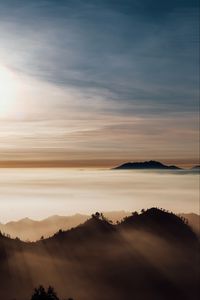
[132,211,138,217]
[31,286,47,300]
[31,285,60,300]
[47,286,59,300]
[93,212,100,219]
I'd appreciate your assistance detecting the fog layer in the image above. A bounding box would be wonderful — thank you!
[0,168,198,222]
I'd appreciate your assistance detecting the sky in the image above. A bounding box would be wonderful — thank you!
[0,0,199,167]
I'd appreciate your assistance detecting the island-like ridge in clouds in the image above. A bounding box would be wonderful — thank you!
[113,160,200,171]
[113,160,182,170]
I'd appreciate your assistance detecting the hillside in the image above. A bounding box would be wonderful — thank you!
[0,208,199,300]
[0,211,130,241]
[1,210,198,241]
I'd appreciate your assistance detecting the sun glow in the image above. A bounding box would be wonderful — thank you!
[0,65,18,118]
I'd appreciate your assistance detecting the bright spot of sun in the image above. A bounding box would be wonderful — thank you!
[0,65,18,118]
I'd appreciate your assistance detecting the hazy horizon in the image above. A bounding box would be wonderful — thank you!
[0,158,199,169]
[0,168,198,223]
[1,206,199,224]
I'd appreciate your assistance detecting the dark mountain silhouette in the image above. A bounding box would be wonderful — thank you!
[119,208,197,243]
[0,208,199,300]
[75,212,115,235]
[48,212,116,244]
[113,160,182,170]
[0,211,130,241]
[1,210,198,241]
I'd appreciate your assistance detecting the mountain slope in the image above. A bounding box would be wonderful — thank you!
[119,208,197,243]
[0,211,130,241]
[0,208,198,300]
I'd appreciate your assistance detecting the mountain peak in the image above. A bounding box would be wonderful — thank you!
[21,217,34,223]
[120,208,197,243]
[50,212,115,242]
[113,160,181,170]
[69,212,115,237]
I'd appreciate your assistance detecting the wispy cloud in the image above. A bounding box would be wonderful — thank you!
[0,0,199,162]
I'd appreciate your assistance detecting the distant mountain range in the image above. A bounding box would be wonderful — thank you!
[113,160,199,171]
[0,211,131,241]
[0,210,199,241]
[0,208,198,300]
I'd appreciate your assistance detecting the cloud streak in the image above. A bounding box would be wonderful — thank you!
[0,0,198,110]
[0,0,199,163]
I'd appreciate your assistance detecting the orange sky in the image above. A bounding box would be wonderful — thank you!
[0,158,198,169]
